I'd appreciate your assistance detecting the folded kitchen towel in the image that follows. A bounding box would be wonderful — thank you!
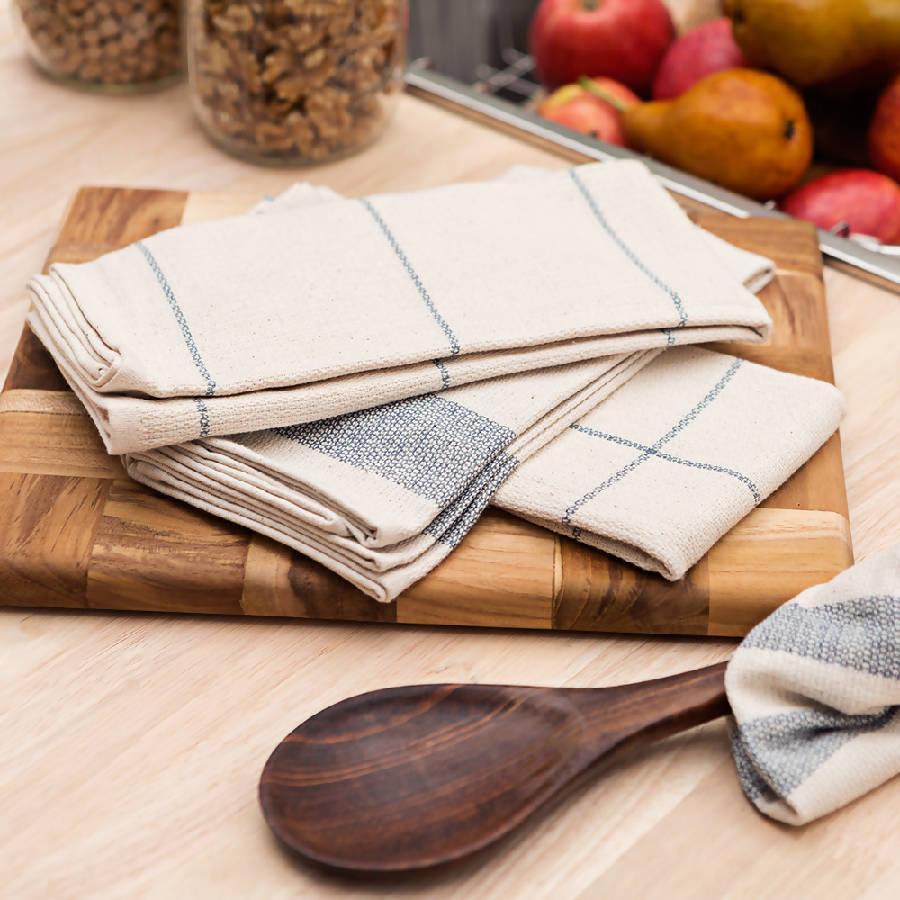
[257,169,777,296]
[28,159,773,454]
[494,347,844,580]
[727,543,900,825]
[124,352,657,602]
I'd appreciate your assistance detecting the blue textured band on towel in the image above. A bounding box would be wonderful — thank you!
[732,707,898,801]
[274,393,515,507]
[424,452,519,548]
[741,595,900,679]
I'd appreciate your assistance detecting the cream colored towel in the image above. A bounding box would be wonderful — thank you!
[495,347,844,579]
[125,353,656,602]
[727,544,900,824]
[28,160,772,454]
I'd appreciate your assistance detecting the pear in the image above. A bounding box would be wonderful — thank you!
[621,68,813,200]
[869,75,900,182]
[724,0,900,88]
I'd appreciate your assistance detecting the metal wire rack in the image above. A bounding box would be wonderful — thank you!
[473,48,541,103]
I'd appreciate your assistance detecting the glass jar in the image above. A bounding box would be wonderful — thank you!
[185,0,407,165]
[12,0,182,92]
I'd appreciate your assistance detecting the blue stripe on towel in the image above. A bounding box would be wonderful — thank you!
[433,358,452,390]
[562,357,744,530]
[359,198,462,358]
[193,399,211,438]
[136,242,217,398]
[136,241,216,438]
[569,167,689,330]
[571,423,761,503]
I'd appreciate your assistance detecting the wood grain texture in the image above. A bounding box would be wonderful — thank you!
[85,479,250,616]
[400,511,556,629]
[0,472,110,608]
[0,184,853,636]
[241,534,398,623]
[0,389,122,478]
[3,326,67,391]
[2,1,899,891]
[259,663,730,872]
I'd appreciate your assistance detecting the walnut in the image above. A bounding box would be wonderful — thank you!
[14,0,181,88]
[186,0,406,163]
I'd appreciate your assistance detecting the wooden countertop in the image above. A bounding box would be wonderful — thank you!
[1,5,898,896]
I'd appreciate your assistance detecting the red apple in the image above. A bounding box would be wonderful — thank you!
[537,78,639,144]
[779,169,900,244]
[541,94,625,143]
[869,75,900,182]
[652,18,748,101]
[530,0,675,94]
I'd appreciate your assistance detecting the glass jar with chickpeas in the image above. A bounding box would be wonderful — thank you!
[12,0,182,91]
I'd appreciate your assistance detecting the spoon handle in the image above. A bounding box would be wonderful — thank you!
[564,660,730,756]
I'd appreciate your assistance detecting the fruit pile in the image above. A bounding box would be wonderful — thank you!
[531,0,900,244]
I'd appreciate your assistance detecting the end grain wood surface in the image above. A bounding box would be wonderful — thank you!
[0,186,852,636]
[1,6,899,898]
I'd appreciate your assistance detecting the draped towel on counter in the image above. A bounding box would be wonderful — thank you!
[27,160,772,454]
[727,544,900,825]
[125,353,656,602]
[495,347,844,580]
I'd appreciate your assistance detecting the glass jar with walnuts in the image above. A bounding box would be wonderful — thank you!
[12,0,182,91]
[185,0,407,165]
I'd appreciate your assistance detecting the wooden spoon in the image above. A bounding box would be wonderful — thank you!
[259,661,729,874]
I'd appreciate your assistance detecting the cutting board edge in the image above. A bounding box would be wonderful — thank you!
[0,184,853,638]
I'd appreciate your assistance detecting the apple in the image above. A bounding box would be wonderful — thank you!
[530,0,675,94]
[540,94,624,143]
[537,78,639,144]
[580,76,640,110]
[652,18,748,100]
[779,169,900,244]
[869,75,900,182]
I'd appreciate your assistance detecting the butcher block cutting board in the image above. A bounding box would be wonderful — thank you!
[0,187,853,637]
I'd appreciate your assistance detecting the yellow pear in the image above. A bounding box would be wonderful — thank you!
[724,0,900,88]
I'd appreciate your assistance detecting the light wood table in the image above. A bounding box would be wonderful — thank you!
[1,7,898,897]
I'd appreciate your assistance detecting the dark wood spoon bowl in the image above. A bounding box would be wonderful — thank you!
[259,662,729,874]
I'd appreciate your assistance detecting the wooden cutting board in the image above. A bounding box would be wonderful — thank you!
[0,186,853,637]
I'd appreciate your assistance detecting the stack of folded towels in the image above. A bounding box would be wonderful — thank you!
[27,160,843,601]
